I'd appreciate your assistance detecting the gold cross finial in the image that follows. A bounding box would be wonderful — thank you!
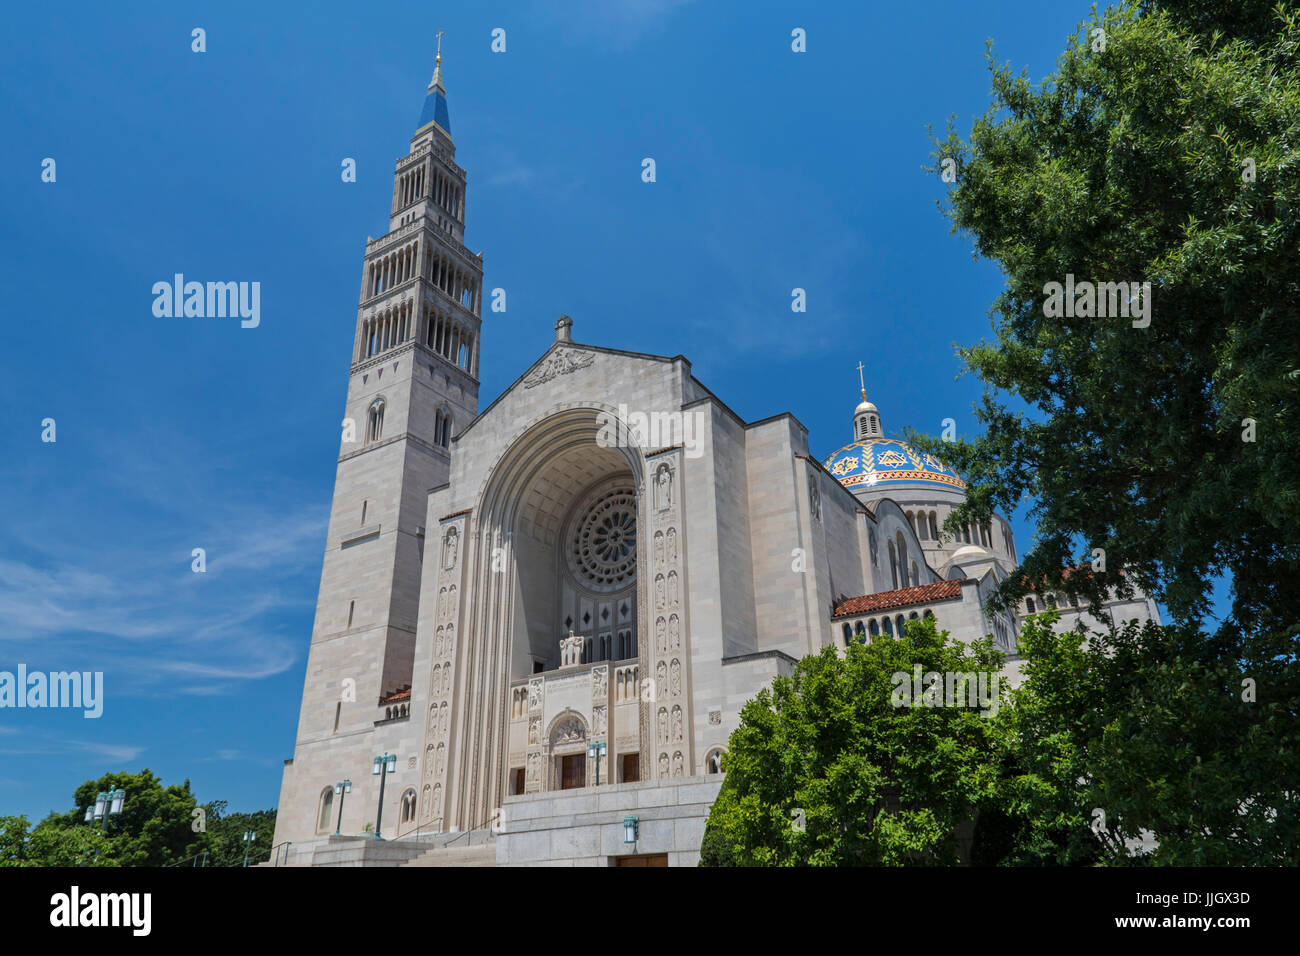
[430,31,446,90]
[856,361,867,400]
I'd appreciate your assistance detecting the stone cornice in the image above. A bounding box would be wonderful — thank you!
[365,219,480,266]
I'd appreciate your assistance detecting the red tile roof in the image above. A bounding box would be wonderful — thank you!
[379,688,411,703]
[833,579,966,618]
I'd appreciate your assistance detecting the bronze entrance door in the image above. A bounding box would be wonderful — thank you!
[560,753,586,790]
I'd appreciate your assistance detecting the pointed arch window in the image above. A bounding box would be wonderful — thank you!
[367,399,385,442]
[434,409,452,448]
[317,787,334,834]
[929,511,939,540]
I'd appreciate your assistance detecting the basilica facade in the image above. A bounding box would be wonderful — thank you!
[270,57,1160,866]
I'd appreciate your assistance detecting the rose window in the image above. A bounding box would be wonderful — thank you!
[569,489,637,590]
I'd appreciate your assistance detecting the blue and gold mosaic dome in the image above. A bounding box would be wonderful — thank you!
[823,438,967,492]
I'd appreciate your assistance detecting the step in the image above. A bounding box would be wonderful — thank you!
[401,844,498,867]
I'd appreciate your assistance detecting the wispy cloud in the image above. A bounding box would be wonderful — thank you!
[0,429,328,699]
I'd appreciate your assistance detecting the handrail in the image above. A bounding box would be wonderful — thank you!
[166,850,209,867]
[270,841,293,866]
[445,814,497,847]
[392,817,441,841]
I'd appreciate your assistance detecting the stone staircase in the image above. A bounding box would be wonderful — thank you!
[400,830,497,867]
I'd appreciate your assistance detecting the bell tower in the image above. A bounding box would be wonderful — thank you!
[285,42,484,791]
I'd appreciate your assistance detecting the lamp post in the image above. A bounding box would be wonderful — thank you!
[372,753,396,840]
[241,830,256,868]
[83,788,125,860]
[333,779,352,835]
[623,816,639,854]
[587,741,607,787]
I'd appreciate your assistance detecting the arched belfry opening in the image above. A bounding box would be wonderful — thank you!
[452,406,646,828]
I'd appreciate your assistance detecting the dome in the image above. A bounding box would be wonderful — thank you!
[948,544,993,564]
[823,437,967,492]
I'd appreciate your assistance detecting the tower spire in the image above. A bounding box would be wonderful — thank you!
[417,32,452,135]
[856,360,867,403]
[430,30,445,92]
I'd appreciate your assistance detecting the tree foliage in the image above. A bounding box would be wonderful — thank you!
[703,613,1298,865]
[911,1,1300,634]
[701,616,1009,865]
[0,769,277,867]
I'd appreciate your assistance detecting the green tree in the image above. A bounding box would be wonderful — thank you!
[39,769,211,867]
[700,616,1009,865]
[0,814,118,866]
[1002,613,1298,864]
[913,1,1300,634]
[200,801,277,867]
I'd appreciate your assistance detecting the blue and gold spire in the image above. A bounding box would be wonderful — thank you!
[417,32,451,135]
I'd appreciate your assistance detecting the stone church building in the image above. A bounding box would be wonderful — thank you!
[270,54,1160,867]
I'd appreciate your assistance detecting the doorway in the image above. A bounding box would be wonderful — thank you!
[560,753,586,790]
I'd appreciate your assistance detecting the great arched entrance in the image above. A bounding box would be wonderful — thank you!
[445,406,647,829]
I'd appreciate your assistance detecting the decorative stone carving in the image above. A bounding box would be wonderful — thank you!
[669,614,680,650]
[658,752,669,777]
[654,530,664,564]
[522,346,594,388]
[593,706,606,735]
[670,659,681,697]
[528,717,540,745]
[442,527,459,569]
[560,631,583,668]
[666,527,677,562]
[656,660,666,689]
[656,617,666,654]
[657,707,668,743]
[528,678,543,712]
[592,665,607,699]
[655,575,665,611]
[672,751,683,777]
[653,462,674,512]
[708,708,722,726]
[667,571,679,608]
[671,705,682,742]
[551,713,586,746]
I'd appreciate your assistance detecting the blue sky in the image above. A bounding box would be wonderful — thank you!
[0,0,1214,822]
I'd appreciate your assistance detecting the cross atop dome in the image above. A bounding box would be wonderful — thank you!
[853,361,882,440]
